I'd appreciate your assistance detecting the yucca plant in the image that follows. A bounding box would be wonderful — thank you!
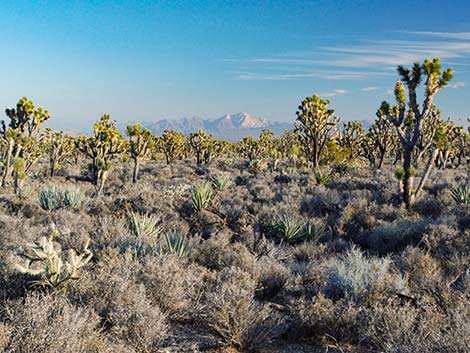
[128,212,162,239]
[451,184,470,206]
[272,215,307,244]
[313,169,331,185]
[158,231,189,258]
[191,182,214,213]
[62,186,86,210]
[15,231,93,290]
[211,174,231,191]
[305,220,327,243]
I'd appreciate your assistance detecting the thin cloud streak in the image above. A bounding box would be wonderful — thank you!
[361,86,378,91]
[320,89,349,97]
[236,70,393,81]
[230,31,470,81]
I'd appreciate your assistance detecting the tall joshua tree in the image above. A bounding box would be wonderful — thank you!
[296,94,339,169]
[127,123,154,183]
[77,115,125,196]
[381,58,453,208]
[364,104,396,169]
[1,97,50,192]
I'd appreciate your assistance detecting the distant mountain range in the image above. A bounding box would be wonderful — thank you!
[121,113,376,141]
[137,112,293,140]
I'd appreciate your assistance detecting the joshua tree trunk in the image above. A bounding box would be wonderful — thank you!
[95,170,108,196]
[132,158,140,183]
[415,148,439,199]
[2,138,14,187]
[402,148,414,209]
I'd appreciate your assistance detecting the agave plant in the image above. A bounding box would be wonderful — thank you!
[158,231,189,258]
[191,182,214,213]
[451,184,470,206]
[38,186,63,211]
[211,174,231,191]
[128,212,162,239]
[39,185,86,211]
[273,215,307,244]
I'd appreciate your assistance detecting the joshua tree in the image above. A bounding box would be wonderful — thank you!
[434,119,463,169]
[340,121,365,161]
[127,123,154,182]
[364,103,396,169]
[76,115,125,196]
[189,129,214,165]
[46,129,74,177]
[1,97,50,192]
[157,129,186,165]
[296,94,339,169]
[381,58,453,208]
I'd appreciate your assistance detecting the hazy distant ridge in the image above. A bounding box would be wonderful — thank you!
[140,112,293,140]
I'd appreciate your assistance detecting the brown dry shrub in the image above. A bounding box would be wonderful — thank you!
[72,249,168,351]
[191,231,255,272]
[139,254,210,319]
[2,293,107,353]
[205,267,287,352]
[294,293,363,343]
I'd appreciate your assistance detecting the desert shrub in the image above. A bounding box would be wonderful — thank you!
[362,301,422,352]
[38,185,86,211]
[294,294,363,343]
[301,187,341,218]
[254,256,290,300]
[1,293,106,352]
[205,267,287,352]
[325,247,407,303]
[366,219,431,254]
[412,197,445,218]
[396,246,443,291]
[107,284,168,352]
[191,231,255,272]
[422,223,470,260]
[140,254,209,319]
[72,249,169,350]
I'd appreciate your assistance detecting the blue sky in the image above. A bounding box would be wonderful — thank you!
[1,0,470,131]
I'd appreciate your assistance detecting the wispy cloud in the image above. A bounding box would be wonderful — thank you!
[400,31,470,40]
[450,81,465,89]
[228,31,470,81]
[320,89,349,97]
[236,70,392,81]
[361,86,378,91]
